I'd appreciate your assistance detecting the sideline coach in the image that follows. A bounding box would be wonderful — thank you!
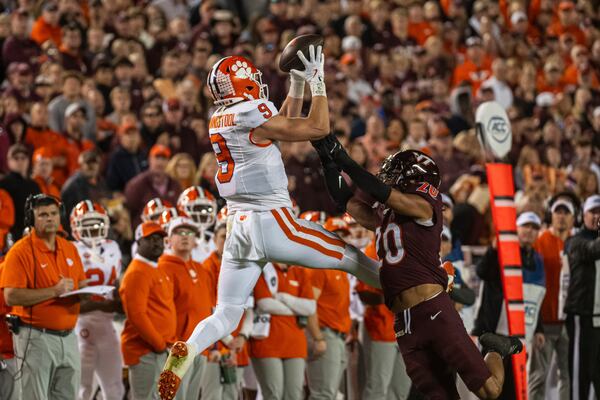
[564,194,600,400]
[0,194,87,399]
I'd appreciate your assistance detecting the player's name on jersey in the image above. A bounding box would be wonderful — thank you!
[209,113,236,129]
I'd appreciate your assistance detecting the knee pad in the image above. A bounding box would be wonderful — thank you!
[213,304,245,336]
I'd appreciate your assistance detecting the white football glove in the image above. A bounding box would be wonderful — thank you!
[288,69,305,99]
[291,44,326,97]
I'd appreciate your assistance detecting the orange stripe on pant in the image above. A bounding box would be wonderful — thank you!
[271,210,344,260]
[280,208,346,247]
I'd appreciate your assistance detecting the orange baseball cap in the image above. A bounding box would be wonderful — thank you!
[558,1,575,11]
[340,53,358,65]
[118,122,139,135]
[135,221,167,241]
[32,146,54,162]
[149,144,171,159]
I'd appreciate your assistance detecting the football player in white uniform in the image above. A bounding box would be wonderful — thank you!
[177,186,217,263]
[71,200,124,400]
[158,45,380,399]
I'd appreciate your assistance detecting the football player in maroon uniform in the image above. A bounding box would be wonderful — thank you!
[312,134,523,400]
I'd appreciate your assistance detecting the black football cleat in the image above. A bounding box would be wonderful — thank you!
[479,333,523,359]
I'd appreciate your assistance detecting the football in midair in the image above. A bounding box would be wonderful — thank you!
[279,34,325,73]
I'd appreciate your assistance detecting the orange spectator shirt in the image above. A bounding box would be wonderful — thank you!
[0,263,14,359]
[452,58,493,93]
[533,230,567,324]
[310,268,351,334]
[0,189,14,248]
[158,254,213,340]
[33,176,61,199]
[30,16,62,47]
[547,22,586,45]
[250,265,313,359]
[25,127,69,187]
[563,64,600,88]
[0,230,86,330]
[120,255,177,366]
[355,242,395,342]
[407,21,436,45]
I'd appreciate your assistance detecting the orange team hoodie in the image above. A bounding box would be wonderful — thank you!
[120,255,177,366]
[158,253,214,340]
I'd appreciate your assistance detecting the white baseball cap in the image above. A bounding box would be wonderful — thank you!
[510,10,527,25]
[583,195,600,213]
[341,35,362,52]
[550,199,574,214]
[516,212,542,228]
[167,216,199,237]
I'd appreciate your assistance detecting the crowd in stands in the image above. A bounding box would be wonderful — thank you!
[0,0,599,399]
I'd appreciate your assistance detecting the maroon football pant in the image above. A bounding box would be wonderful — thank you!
[394,291,491,400]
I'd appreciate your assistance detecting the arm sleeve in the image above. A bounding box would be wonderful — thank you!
[256,298,294,315]
[333,148,391,204]
[120,270,165,352]
[475,247,501,282]
[320,162,354,212]
[277,292,316,316]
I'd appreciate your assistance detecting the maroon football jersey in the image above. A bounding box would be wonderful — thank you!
[376,181,448,309]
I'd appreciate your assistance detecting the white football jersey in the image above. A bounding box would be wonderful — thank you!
[75,240,122,287]
[208,99,291,212]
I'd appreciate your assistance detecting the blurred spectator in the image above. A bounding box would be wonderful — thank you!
[356,115,390,172]
[473,212,545,399]
[31,147,61,199]
[564,195,600,400]
[106,86,132,127]
[165,153,196,190]
[162,97,205,163]
[61,103,95,178]
[30,1,62,47]
[2,8,41,68]
[140,103,167,150]
[0,144,41,239]
[4,62,39,111]
[0,189,15,254]
[482,58,513,110]
[429,120,471,192]
[124,144,182,228]
[47,72,96,140]
[24,102,69,186]
[61,149,110,216]
[547,1,585,45]
[531,196,575,400]
[452,36,492,93]
[106,123,148,192]
[59,23,87,73]
[340,54,374,104]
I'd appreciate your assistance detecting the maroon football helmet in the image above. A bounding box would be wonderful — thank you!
[377,150,441,190]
